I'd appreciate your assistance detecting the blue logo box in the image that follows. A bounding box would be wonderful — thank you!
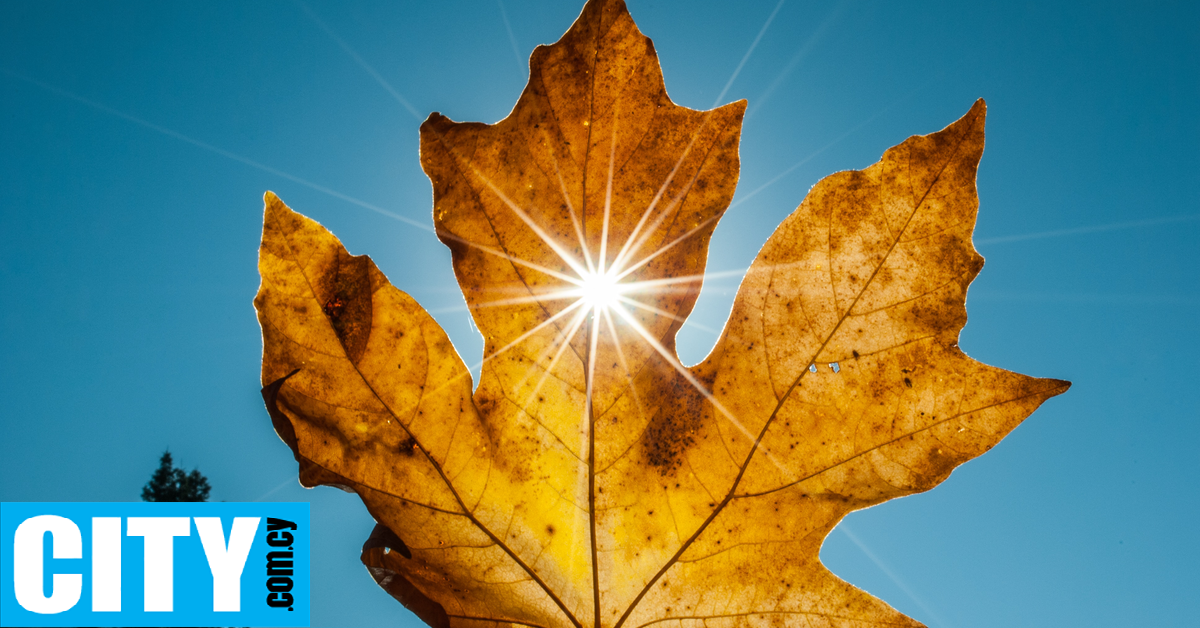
[1,502,309,627]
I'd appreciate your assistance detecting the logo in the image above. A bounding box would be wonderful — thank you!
[1,502,309,627]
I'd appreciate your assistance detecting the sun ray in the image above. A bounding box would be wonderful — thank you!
[616,285,713,297]
[615,213,723,282]
[616,295,720,336]
[731,68,951,211]
[519,304,592,414]
[294,0,423,121]
[494,0,526,78]
[423,125,593,280]
[422,298,589,401]
[621,267,748,291]
[588,305,659,477]
[839,525,950,628]
[437,228,586,286]
[482,297,587,365]
[746,0,847,119]
[609,181,693,276]
[609,303,790,473]
[600,307,650,423]
[976,213,1200,245]
[429,283,601,314]
[470,169,593,279]
[610,24,766,271]
[727,115,874,211]
[539,127,596,274]
[610,132,723,277]
[610,111,713,274]
[467,291,581,311]
[710,0,786,107]
[0,68,434,234]
[599,103,620,274]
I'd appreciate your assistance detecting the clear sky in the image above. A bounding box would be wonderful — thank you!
[1,1,1197,626]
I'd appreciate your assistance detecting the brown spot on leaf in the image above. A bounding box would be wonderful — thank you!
[317,250,373,363]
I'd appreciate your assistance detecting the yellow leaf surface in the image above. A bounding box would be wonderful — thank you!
[255,1,1068,626]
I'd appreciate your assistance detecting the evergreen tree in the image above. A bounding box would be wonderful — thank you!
[134,452,231,628]
[141,451,211,502]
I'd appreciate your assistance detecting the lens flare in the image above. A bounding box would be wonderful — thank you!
[579,270,623,313]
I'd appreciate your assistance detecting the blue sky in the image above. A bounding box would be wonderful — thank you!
[1,1,1197,626]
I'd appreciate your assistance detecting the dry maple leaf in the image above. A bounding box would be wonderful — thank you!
[254,0,1069,626]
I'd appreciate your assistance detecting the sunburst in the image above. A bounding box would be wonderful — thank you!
[421,118,798,482]
[574,269,627,314]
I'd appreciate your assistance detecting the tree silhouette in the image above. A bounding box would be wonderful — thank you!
[141,450,211,502]
[136,452,233,628]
